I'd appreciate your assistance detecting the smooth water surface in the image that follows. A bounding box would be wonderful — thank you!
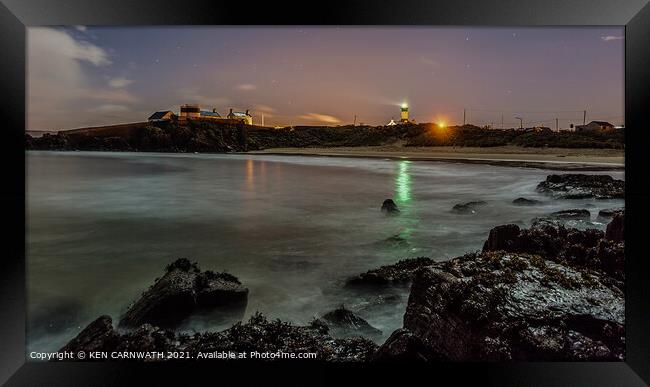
[26,151,624,352]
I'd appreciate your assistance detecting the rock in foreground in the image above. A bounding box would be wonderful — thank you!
[605,213,624,242]
[536,174,624,199]
[60,313,377,362]
[120,258,248,327]
[376,251,624,361]
[482,218,624,282]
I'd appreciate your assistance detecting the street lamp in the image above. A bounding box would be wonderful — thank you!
[515,116,523,129]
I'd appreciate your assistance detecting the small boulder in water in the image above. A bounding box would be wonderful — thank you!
[452,201,487,214]
[512,197,541,206]
[550,209,591,220]
[317,306,382,339]
[598,208,624,218]
[381,199,400,214]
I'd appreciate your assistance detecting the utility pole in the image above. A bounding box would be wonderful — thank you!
[556,118,559,131]
[583,110,586,125]
[463,109,466,126]
[353,115,357,126]
[501,113,504,129]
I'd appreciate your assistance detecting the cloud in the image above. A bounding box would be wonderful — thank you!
[299,113,341,124]
[235,83,257,91]
[109,77,134,88]
[27,27,140,130]
[601,36,624,42]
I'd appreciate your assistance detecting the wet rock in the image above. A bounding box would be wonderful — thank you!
[381,199,400,214]
[483,224,521,251]
[599,208,624,218]
[317,306,382,339]
[550,209,591,220]
[60,313,377,362]
[512,197,541,206]
[605,213,624,242]
[482,222,623,283]
[120,258,248,328]
[346,257,435,286]
[376,252,625,361]
[536,174,624,199]
[58,315,121,357]
[452,201,487,214]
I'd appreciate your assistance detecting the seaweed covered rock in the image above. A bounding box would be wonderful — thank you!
[376,252,625,361]
[381,199,400,214]
[346,257,435,286]
[536,174,624,199]
[120,258,248,327]
[549,209,591,220]
[60,313,377,362]
[452,201,487,214]
[481,220,624,282]
[316,306,382,339]
[598,208,624,218]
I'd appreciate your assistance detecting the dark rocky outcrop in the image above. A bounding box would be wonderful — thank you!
[376,251,624,361]
[605,213,624,242]
[452,201,487,214]
[536,174,624,199]
[59,313,377,362]
[346,257,435,286]
[120,258,248,328]
[482,220,624,283]
[599,208,624,218]
[315,306,382,339]
[381,199,400,214]
[549,209,591,220]
[512,197,541,206]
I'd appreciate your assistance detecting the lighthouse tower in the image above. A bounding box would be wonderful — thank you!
[400,103,409,123]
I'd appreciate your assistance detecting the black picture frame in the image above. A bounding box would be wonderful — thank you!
[2,0,649,385]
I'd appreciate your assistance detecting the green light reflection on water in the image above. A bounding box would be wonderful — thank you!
[394,160,415,242]
[395,160,412,204]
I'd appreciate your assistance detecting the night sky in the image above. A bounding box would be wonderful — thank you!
[27,26,624,130]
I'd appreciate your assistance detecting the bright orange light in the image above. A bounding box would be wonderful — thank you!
[438,121,446,128]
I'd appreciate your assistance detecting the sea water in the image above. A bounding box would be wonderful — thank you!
[26,151,624,352]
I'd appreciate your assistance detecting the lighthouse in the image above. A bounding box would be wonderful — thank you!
[400,103,409,123]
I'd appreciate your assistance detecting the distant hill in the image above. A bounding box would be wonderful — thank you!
[25,120,624,152]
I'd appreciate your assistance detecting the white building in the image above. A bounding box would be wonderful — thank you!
[227,109,253,125]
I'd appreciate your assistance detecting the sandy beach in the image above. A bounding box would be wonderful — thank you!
[248,145,624,171]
